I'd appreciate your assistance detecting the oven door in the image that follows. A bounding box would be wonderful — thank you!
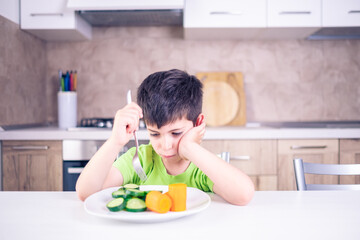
[63,160,88,191]
[62,140,106,191]
[62,139,148,191]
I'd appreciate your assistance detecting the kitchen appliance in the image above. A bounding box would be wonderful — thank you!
[66,0,184,27]
[77,117,146,129]
[80,118,114,128]
[62,139,148,191]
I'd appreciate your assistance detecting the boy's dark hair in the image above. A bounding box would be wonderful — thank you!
[137,69,203,129]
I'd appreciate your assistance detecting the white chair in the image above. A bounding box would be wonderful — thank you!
[293,158,360,191]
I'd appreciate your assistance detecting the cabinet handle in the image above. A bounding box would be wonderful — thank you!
[231,155,251,161]
[30,13,64,17]
[210,11,243,16]
[11,146,49,150]
[67,167,84,174]
[348,10,360,14]
[290,145,327,150]
[279,11,311,15]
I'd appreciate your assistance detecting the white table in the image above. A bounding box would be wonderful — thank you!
[0,191,359,240]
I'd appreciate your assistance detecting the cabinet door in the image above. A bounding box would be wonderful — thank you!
[323,0,360,27]
[2,141,62,191]
[339,139,360,184]
[201,140,277,190]
[21,0,76,29]
[278,139,339,190]
[20,0,91,41]
[268,0,321,27]
[184,0,266,28]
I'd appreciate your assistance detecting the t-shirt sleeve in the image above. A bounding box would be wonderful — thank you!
[192,166,214,192]
[112,147,139,185]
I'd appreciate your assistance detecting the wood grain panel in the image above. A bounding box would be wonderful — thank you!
[2,141,62,191]
[278,139,339,190]
[339,139,360,184]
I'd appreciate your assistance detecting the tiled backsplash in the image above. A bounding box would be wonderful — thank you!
[1,16,360,126]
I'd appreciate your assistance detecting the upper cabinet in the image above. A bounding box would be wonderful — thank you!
[184,0,360,40]
[322,0,360,27]
[267,0,321,27]
[184,0,266,39]
[263,0,321,39]
[18,0,360,41]
[184,0,266,28]
[20,0,92,41]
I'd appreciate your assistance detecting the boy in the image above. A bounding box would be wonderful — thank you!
[76,69,254,205]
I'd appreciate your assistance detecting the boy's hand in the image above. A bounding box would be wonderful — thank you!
[178,121,206,161]
[109,103,143,147]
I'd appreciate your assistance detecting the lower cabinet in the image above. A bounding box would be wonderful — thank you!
[277,139,339,190]
[201,140,278,191]
[2,138,358,191]
[339,139,360,185]
[2,141,62,191]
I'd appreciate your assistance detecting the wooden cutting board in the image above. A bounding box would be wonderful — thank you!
[196,72,246,126]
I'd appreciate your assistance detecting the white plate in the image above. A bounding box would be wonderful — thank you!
[84,185,211,223]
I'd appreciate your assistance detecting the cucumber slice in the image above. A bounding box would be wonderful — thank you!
[124,183,139,189]
[126,189,146,198]
[125,198,147,212]
[106,197,126,212]
[112,189,127,198]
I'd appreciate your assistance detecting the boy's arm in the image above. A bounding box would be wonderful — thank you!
[76,103,143,201]
[179,123,255,206]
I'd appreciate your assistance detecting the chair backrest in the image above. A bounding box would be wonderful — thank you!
[293,158,360,191]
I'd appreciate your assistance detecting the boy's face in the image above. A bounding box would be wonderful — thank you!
[146,118,194,162]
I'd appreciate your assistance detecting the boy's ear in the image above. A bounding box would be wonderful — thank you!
[195,113,205,126]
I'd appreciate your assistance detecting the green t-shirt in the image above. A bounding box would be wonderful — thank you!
[113,143,214,192]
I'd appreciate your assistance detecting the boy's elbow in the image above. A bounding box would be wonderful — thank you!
[77,191,87,202]
[234,181,255,206]
[75,182,88,202]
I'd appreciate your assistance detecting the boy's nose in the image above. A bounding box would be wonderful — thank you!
[162,136,172,150]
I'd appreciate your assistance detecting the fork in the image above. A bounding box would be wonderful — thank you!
[126,90,147,181]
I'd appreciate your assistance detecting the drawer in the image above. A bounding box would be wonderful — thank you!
[278,139,339,155]
[201,140,277,175]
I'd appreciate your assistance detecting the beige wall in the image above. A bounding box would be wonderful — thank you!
[1,15,359,126]
[0,16,47,126]
[46,27,360,124]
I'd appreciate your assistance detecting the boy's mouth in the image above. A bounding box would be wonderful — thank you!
[161,154,176,159]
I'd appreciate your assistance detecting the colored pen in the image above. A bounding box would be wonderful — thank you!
[73,71,77,91]
[58,69,62,91]
[70,71,73,91]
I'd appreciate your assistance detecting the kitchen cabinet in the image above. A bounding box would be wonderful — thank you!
[201,140,277,191]
[277,139,339,190]
[322,0,360,27]
[2,141,62,191]
[339,139,360,184]
[267,0,321,27]
[184,0,267,39]
[263,0,321,39]
[20,0,92,41]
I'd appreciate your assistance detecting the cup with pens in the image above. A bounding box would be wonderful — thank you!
[58,70,77,129]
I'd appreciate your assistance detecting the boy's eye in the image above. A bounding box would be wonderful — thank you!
[150,133,159,137]
[172,132,182,136]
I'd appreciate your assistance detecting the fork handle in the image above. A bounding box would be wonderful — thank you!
[127,90,132,104]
